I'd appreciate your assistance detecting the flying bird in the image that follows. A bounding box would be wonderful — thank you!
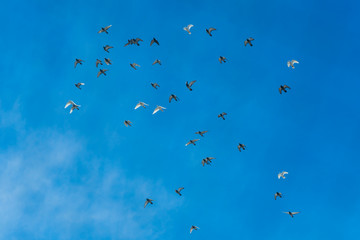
[103,45,114,53]
[202,157,215,166]
[97,69,108,77]
[185,139,200,146]
[151,83,160,89]
[152,59,161,65]
[283,211,300,218]
[218,112,227,120]
[134,38,143,46]
[153,106,166,115]
[278,171,288,179]
[98,25,112,34]
[186,80,196,91]
[134,102,149,109]
[195,131,208,137]
[219,56,227,64]
[175,187,184,196]
[169,94,179,103]
[144,198,154,208]
[64,100,80,114]
[244,37,255,47]
[279,85,291,94]
[130,63,140,70]
[275,192,282,200]
[238,143,246,152]
[287,60,299,69]
[75,82,85,90]
[74,58,84,68]
[124,120,132,127]
[206,27,216,36]
[190,226,199,234]
[150,37,159,46]
[104,58,112,65]
[183,24,194,34]
[96,59,103,67]
[124,39,133,47]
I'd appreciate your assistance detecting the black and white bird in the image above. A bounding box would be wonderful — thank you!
[195,131,208,137]
[134,102,149,109]
[238,143,246,152]
[98,25,112,34]
[287,60,299,69]
[124,120,132,127]
[151,83,160,89]
[185,139,200,146]
[206,27,216,36]
[244,37,255,47]
[219,56,227,63]
[144,198,154,208]
[186,80,196,91]
[104,58,112,65]
[275,192,282,200]
[153,106,166,115]
[74,58,84,68]
[175,187,184,196]
[278,171,288,179]
[103,45,114,53]
[218,112,227,120]
[152,59,161,65]
[279,85,291,94]
[64,100,80,114]
[97,69,108,77]
[75,82,85,90]
[283,211,300,218]
[183,24,194,34]
[130,63,140,70]
[190,226,199,234]
[150,37,159,46]
[169,94,179,103]
[96,59,103,67]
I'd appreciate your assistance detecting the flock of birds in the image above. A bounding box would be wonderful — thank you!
[66,24,301,233]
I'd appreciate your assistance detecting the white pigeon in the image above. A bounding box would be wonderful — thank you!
[134,102,149,109]
[287,60,299,69]
[183,24,194,34]
[190,225,199,234]
[64,100,80,114]
[152,106,166,115]
[278,171,288,179]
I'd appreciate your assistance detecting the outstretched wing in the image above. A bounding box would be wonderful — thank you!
[208,27,216,33]
[134,103,142,109]
[283,85,291,89]
[292,60,299,65]
[104,25,112,30]
[287,61,291,67]
[188,80,196,87]
[187,24,194,30]
[292,212,300,215]
[153,107,160,115]
[144,200,149,208]
[64,100,74,109]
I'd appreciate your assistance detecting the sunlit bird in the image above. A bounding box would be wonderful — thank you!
[96,59,103,67]
[103,45,114,53]
[190,226,199,234]
[104,58,112,65]
[152,59,161,65]
[151,83,160,89]
[183,24,194,34]
[238,143,246,152]
[244,37,255,47]
[186,80,196,91]
[153,106,166,115]
[135,102,149,109]
[98,25,112,34]
[278,171,288,179]
[74,58,84,68]
[64,100,80,114]
[219,56,227,64]
[275,192,282,200]
[195,130,208,137]
[97,69,108,77]
[124,120,132,127]
[283,211,300,218]
[75,82,85,90]
[144,198,154,208]
[206,27,216,36]
[130,63,140,70]
[218,112,227,120]
[186,139,200,146]
[287,60,299,69]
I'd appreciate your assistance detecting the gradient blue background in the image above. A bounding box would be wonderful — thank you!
[1,0,359,239]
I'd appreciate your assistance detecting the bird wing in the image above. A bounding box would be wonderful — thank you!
[97,71,102,77]
[134,63,140,67]
[283,212,291,215]
[208,27,216,32]
[248,37,254,41]
[153,107,160,115]
[64,100,74,108]
[287,61,291,67]
[104,25,112,30]
[169,95,174,102]
[135,38,143,42]
[185,141,191,146]
[278,173,282,179]
[222,112,227,116]
[190,228,193,234]
[187,24,194,29]
[292,212,300,215]
[150,39,155,46]
[207,157,215,160]
[284,85,291,89]
[79,83,85,86]
[283,171,288,175]
[97,29,104,33]
[178,187,184,192]
[188,80,196,87]
[279,88,282,94]
[124,42,130,47]
[144,200,149,208]
[275,194,278,200]
[244,40,248,46]
[201,131,208,134]
[152,60,157,65]
[134,103,141,109]
[292,60,299,65]
[74,61,78,68]
[193,139,200,143]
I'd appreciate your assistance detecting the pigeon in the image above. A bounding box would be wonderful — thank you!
[144,198,154,208]
[152,59,161,65]
[238,143,246,152]
[64,100,80,114]
[103,45,114,53]
[153,106,166,115]
[279,85,291,94]
[278,171,288,179]
[104,58,112,65]
[97,69,108,77]
[74,59,84,68]
[183,24,194,34]
[287,60,299,69]
[175,187,184,196]
[195,131,208,137]
[190,226,199,234]
[150,37,159,46]
[134,38,143,46]
[244,37,255,47]
[206,27,216,36]
[124,120,132,127]
[185,139,200,146]
[130,63,140,70]
[218,112,227,120]
[124,39,133,47]
[96,59,103,67]
[151,83,160,89]
[219,56,227,64]
[75,82,85,89]
[202,157,215,166]
[283,211,300,218]
[134,102,149,109]
[169,94,179,103]
[98,25,112,34]
[275,192,282,200]
[186,80,196,91]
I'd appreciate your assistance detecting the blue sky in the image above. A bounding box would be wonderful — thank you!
[1,0,360,239]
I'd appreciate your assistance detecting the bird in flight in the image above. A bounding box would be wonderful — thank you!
[206,27,216,36]
[74,58,84,68]
[202,157,215,166]
[133,38,143,46]
[151,83,160,89]
[104,58,112,65]
[98,25,112,34]
[64,100,80,114]
[185,139,200,146]
[218,112,227,120]
[175,187,184,196]
[153,106,166,115]
[144,198,154,208]
[75,82,85,90]
[190,226,199,234]
[186,80,196,91]
[283,211,300,218]
[195,131,208,137]
[279,85,291,94]
[124,120,132,127]
[219,56,227,64]
[169,94,179,103]
[130,63,140,70]
[244,37,255,47]
[287,60,299,69]
[183,24,194,34]
[274,192,282,200]
[103,45,114,53]
[97,69,108,77]
[278,171,288,179]
[134,102,149,109]
[238,143,246,152]
[96,59,103,67]
[152,59,161,65]
[150,37,159,46]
